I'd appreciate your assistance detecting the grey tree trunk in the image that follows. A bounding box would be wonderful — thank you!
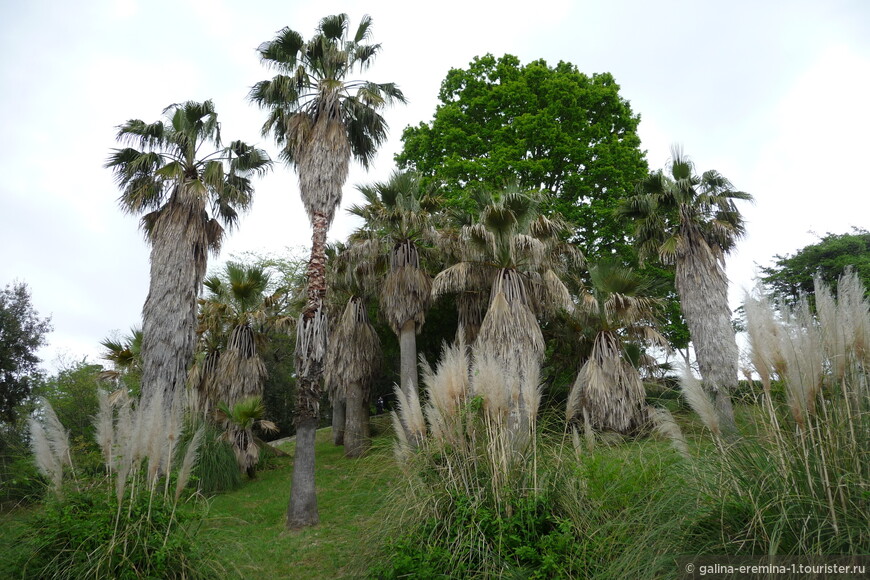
[344,381,370,458]
[286,415,319,528]
[675,242,738,433]
[399,319,418,398]
[332,399,346,446]
[287,212,329,529]
[140,202,208,408]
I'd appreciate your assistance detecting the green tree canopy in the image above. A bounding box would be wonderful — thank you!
[0,283,52,422]
[759,228,870,305]
[396,53,648,257]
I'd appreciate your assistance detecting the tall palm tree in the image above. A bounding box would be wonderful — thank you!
[251,14,405,528]
[107,101,271,409]
[348,170,439,404]
[618,145,752,431]
[566,261,668,434]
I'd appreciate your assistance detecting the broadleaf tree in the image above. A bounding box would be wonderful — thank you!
[396,53,648,259]
[0,282,52,422]
[760,228,870,307]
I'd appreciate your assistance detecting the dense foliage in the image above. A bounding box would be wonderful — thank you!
[0,283,52,422]
[759,228,870,305]
[396,53,648,258]
[16,485,216,579]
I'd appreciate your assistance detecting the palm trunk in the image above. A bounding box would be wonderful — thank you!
[140,201,208,409]
[286,416,319,527]
[332,399,346,446]
[287,211,330,529]
[675,240,738,433]
[344,381,370,458]
[399,319,418,398]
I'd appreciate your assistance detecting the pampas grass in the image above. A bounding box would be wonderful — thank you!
[689,270,870,555]
[392,334,542,514]
[20,386,217,578]
[28,398,74,493]
[678,365,721,438]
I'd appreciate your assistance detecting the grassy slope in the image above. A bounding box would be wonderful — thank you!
[0,408,734,579]
[202,422,400,579]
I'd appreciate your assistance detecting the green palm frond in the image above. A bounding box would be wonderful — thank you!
[251,14,405,173]
[106,101,272,244]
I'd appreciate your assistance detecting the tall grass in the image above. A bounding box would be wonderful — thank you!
[378,337,701,578]
[18,389,222,579]
[683,271,869,555]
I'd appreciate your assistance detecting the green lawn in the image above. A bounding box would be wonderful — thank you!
[201,422,400,579]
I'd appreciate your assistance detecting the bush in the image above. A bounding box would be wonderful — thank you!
[16,483,218,579]
[180,418,241,495]
[370,494,582,579]
[16,389,227,578]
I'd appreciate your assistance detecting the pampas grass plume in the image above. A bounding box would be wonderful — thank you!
[679,366,721,437]
[175,424,205,501]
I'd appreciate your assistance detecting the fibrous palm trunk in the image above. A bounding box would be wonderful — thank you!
[140,200,209,409]
[675,236,738,432]
[287,211,329,529]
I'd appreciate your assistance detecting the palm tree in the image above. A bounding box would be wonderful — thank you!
[432,187,580,380]
[348,170,439,405]
[323,242,381,456]
[215,396,278,479]
[106,100,271,409]
[618,145,752,431]
[191,262,293,413]
[325,294,381,457]
[566,261,668,434]
[251,14,405,528]
[99,327,143,390]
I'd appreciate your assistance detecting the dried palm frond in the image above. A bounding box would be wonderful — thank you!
[295,115,350,225]
[381,265,432,333]
[476,273,545,383]
[324,295,381,403]
[566,331,648,434]
[295,307,328,379]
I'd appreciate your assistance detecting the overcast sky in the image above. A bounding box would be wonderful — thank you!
[2,0,868,371]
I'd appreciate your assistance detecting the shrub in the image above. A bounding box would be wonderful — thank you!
[16,483,216,579]
[180,417,241,495]
[15,390,225,578]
